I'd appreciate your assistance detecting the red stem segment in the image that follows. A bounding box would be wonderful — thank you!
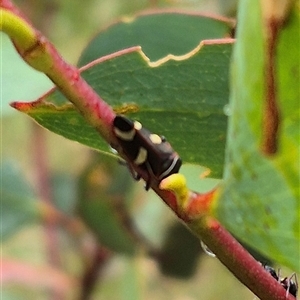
[1,1,296,299]
[262,17,280,155]
[189,217,296,300]
[80,247,111,300]
[32,119,62,300]
[2,0,115,143]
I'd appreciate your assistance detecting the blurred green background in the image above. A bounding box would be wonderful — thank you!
[1,0,274,299]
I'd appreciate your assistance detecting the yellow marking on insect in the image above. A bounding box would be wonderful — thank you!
[149,134,162,144]
[134,147,147,165]
[159,173,189,207]
[114,127,135,141]
[133,121,142,130]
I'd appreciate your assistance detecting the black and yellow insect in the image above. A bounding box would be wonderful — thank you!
[113,115,182,190]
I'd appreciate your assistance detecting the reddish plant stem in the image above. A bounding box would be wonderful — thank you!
[80,247,111,300]
[1,0,180,258]
[28,6,63,298]
[188,217,296,300]
[112,196,162,258]
[262,17,280,155]
[1,0,219,216]
[32,123,63,300]
[1,1,296,299]
[1,0,116,144]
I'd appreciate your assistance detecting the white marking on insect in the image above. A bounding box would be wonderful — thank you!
[149,134,162,144]
[158,156,180,179]
[114,127,135,141]
[134,147,147,165]
[133,121,142,130]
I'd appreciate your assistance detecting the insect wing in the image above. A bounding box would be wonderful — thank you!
[136,127,182,179]
[113,115,182,187]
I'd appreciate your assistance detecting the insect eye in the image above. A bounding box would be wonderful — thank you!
[113,115,182,190]
[113,115,133,132]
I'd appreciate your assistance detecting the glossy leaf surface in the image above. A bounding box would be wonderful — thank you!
[13,13,234,179]
[216,1,300,271]
[78,11,234,64]
[1,161,38,240]
[77,154,136,254]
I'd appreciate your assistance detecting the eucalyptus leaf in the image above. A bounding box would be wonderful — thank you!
[216,0,300,271]
[1,161,38,240]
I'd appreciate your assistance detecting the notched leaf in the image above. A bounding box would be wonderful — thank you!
[78,10,235,65]
[11,98,74,113]
[11,38,233,178]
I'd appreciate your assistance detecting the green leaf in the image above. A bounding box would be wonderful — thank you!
[1,161,38,240]
[51,173,77,216]
[14,39,233,178]
[78,11,234,64]
[216,1,300,271]
[77,154,137,255]
[159,222,202,278]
